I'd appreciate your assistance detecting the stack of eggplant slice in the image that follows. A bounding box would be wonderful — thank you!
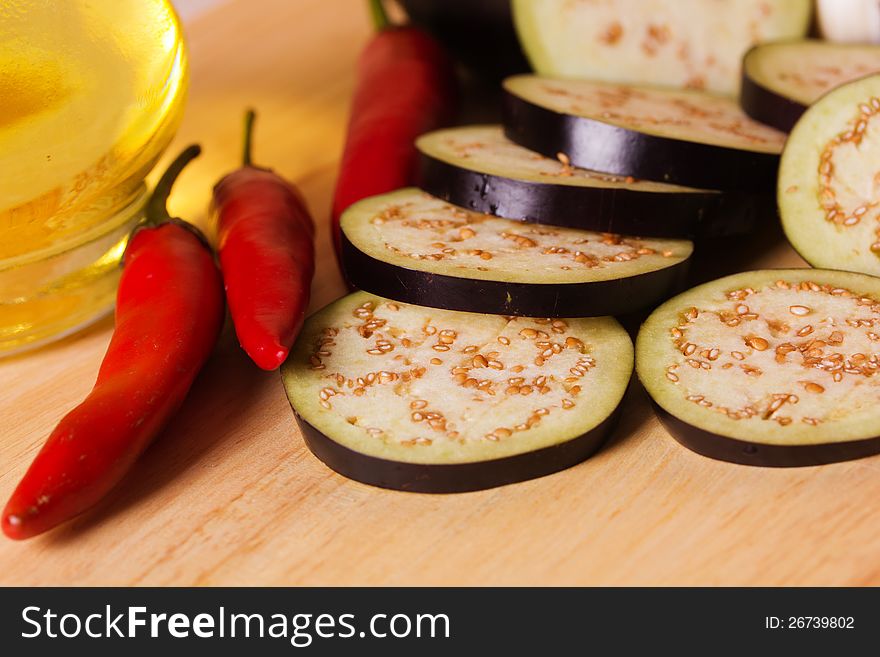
[640,40,880,467]
[343,82,789,317]
[284,1,880,493]
[287,169,673,490]
[285,72,786,490]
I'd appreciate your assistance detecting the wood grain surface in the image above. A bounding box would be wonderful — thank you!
[2,0,879,586]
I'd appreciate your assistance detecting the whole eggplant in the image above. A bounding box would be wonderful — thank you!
[399,0,529,80]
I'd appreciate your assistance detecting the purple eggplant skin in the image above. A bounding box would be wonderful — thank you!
[739,70,806,133]
[400,0,529,81]
[502,90,780,193]
[417,153,767,239]
[653,403,880,467]
[340,232,691,318]
[292,407,621,494]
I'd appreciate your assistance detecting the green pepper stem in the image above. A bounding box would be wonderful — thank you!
[145,144,201,226]
[242,108,256,167]
[369,0,390,31]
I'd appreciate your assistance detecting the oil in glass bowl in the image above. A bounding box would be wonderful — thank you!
[0,0,188,354]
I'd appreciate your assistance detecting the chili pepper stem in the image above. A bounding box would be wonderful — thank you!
[145,144,202,226]
[242,109,257,167]
[368,0,390,31]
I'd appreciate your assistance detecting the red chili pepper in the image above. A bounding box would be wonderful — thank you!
[331,0,458,258]
[2,146,225,540]
[212,111,316,371]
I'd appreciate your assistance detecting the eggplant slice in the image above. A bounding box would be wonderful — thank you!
[282,291,633,492]
[503,75,786,192]
[637,269,880,466]
[340,188,693,317]
[742,40,880,132]
[417,125,763,238]
[779,74,880,277]
[512,0,811,96]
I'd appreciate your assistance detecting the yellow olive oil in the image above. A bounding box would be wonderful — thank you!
[0,0,188,353]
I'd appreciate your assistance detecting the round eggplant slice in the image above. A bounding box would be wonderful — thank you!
[417,125,762,238]
[282,291,633,492]
[503,75,787,192]
[779,74,880,277]
[340,188,693,317]
[511,0,811,96]
[637,269,880,467]
[742,40,880,132]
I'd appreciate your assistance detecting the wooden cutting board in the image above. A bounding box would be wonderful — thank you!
[2,0,879,586]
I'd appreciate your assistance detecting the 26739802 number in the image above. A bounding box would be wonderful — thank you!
[765,616,855,629]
